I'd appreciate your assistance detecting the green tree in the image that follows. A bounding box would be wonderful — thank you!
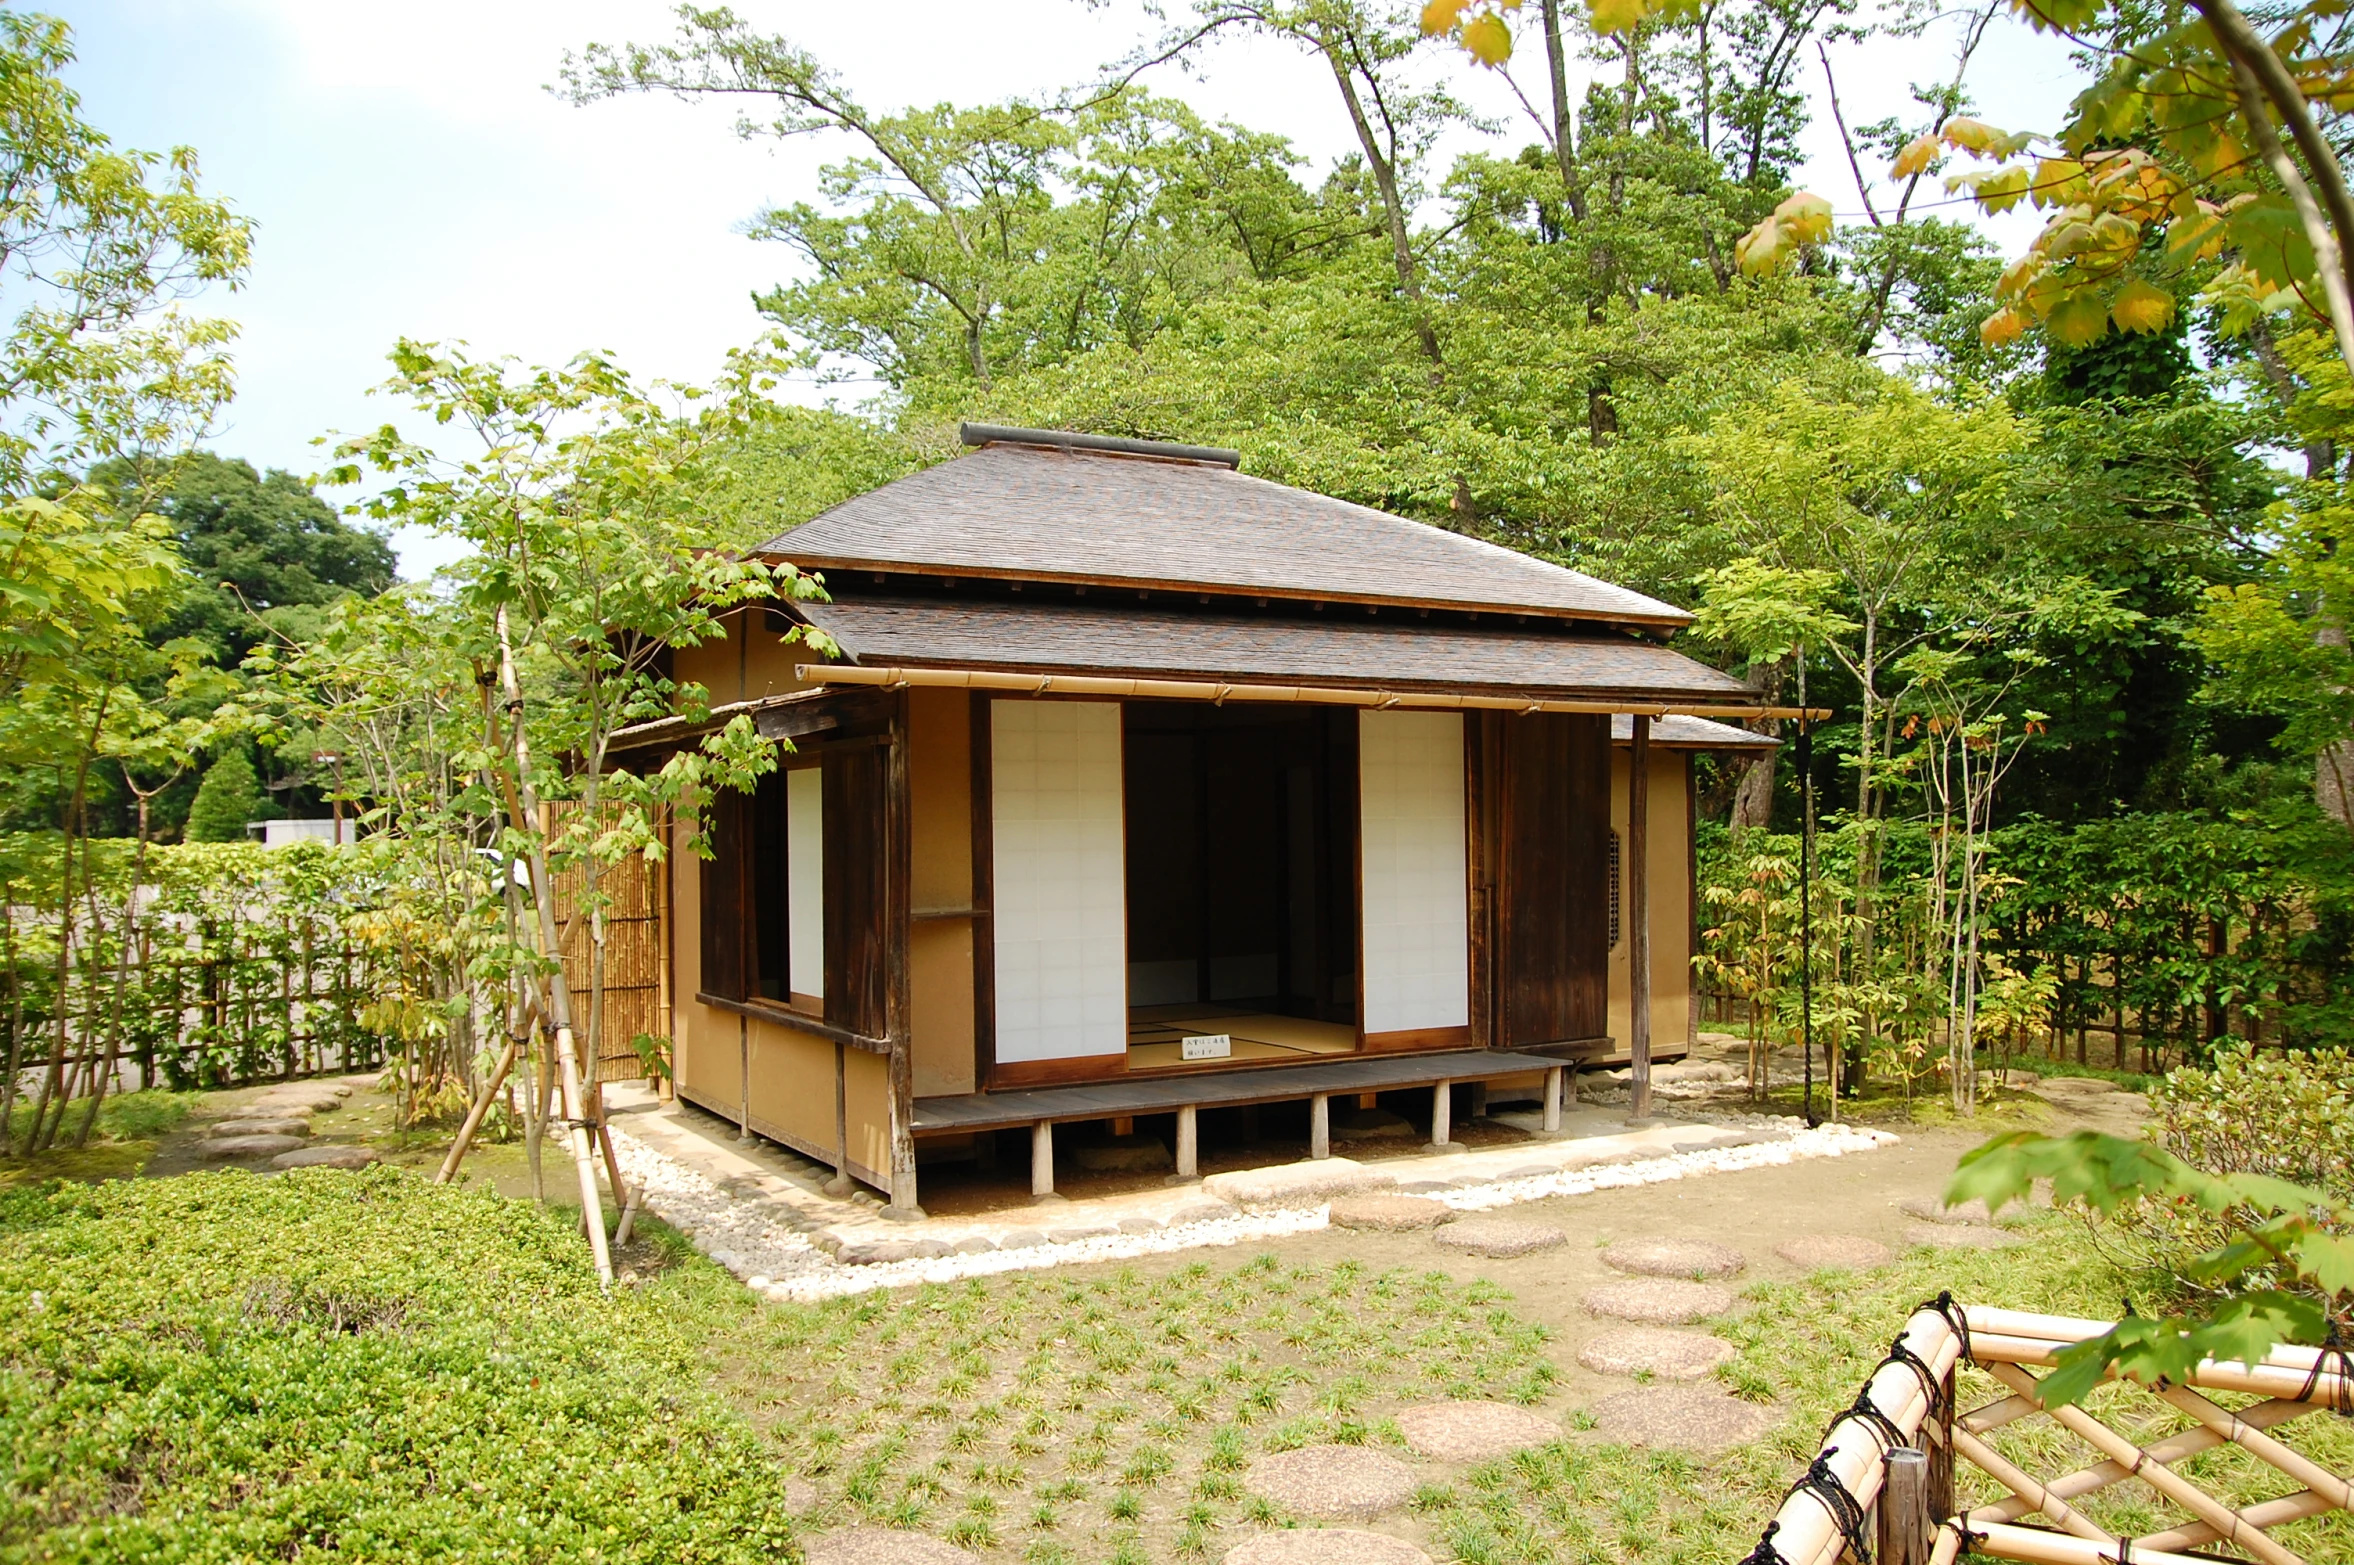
[184,746,261,842]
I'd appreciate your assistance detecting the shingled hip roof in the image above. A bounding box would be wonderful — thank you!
[794,594,1752,706]
[761,440,1692,629]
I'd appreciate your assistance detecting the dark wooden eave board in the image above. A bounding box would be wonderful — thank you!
[605,686,892,756]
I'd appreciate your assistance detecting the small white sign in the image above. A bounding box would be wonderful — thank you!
[1180,1033,1233,1061]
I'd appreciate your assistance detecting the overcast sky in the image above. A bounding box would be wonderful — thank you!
[64,1,2084,578]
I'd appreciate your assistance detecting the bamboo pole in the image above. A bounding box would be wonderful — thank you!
[1960,1520,2218,1565]
[434,1031,521,1184]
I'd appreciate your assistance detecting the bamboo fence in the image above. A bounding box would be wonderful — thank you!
[1745,1301,2352,1565]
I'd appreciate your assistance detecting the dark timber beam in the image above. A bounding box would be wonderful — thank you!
[1628,713,1653,1121]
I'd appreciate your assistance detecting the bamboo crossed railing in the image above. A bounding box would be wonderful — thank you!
[1744,1301,2352,1565]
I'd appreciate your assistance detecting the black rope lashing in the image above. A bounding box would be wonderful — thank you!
[1834,1387,1912,1459]
[1792,1445,1875,1565]
[1736,1518,1796,1565]
[1923,1289,1972,1367]
[2298,1316,2354,1417]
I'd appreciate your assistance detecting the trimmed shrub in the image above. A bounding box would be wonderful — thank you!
[184,749,262,843]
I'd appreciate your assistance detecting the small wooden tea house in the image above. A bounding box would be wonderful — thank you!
[612,425,1781,1214]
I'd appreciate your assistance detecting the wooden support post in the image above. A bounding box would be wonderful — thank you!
[826,1039,852,1197]
[1879,1447,1932,1565]
[1174,1104,1198,1179]
[1628,713,1653,1122]
[736,1014,750,1142]
[1430,1081,1452,1147]
[1031,1120,1056,1199]
[1542,1065,1564,1134]
[1468,1082,1487,1119]
[883,694,921,1220]
[1112,1115,1134,1137]
[1309,1092,1331,1159]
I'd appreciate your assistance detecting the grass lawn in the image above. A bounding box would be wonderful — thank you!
[0,1090,195,1189]
[5,1160,2348,1562]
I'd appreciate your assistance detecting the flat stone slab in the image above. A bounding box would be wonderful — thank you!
[1205,1158,1392,1209]
[1577,1327,1736,1380]
[1329,1193,1454,1232]
[200,1134,309,1159]
[1433,1216,1566,1258]
[1899,1195,1997,1226]
[1600,1237,1746,1280]
[1224,1530,1432,1565]
[803,1528,982,1565]
[1591,1386,1778,1453]
[1395,1399,1560,1461]
[2033,1076,2118,1094]
[271,1145,380,1170]
[1775,1234,1893,1271]
[1582,1279,1737,1325]
[1076,1134,1172,1173]
[1244,1444,1418,1522]
[1331,1107,1416,1140]
[1904,1222,2022,1251]
[253,1089,343,1110]
[212,1117,312,1138]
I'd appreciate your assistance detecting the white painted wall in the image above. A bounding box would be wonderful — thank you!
[991,700,1129,1064]
[787,766,825,1000]
[1359,710,1470,1034]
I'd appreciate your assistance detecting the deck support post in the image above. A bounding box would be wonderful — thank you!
[1174,1105,1198,1179]
[1628,713,1654,1122]
[1031,1120,1056,1200]
[1309,1093,1330,1159]
[1878,1447,1931,1565]
[1542,1065,1564,1134]
[1430,1081,1452,1148]
[825,1040,852,1197]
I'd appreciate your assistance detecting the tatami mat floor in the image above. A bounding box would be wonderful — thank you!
[1124,1005,1356,1071]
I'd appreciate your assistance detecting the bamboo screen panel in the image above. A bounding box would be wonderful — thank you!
[547,805,671,1084]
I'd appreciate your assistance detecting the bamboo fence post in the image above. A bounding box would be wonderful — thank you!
[1879,1447,1932,1565]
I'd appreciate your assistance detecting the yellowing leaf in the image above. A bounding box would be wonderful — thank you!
[1462,11,1514,63]
[1775,191,1834,246]
[2110,277,2175,333]
[1589,0,1649,32]
[1997,256,2041,300]
[1735,216,1786,275]
[1943,117,2003,155]
[2048,290,2112,348]
[1891,135,1941,180]
[2091,210,2143,252]
[1977,165,2032,212]
[1420,0,1470,35]
[1980,307,2030,345]
[2036,158,2086,207]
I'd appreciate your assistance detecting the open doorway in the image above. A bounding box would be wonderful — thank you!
[1120,702,1358,1071]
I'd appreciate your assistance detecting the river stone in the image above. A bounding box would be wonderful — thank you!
[212,1117,312,1138]
[271,1144,379,1170]
[201,1133,308,1159]
[1244,1444,1418,1522]
[1223,1530,1432,1565]
[1394,1399,1561,1461]
[1076,1134,1173,1173]
[1329,1193,1454,1232]
[1576,1327,1736,1380]
[1600,1237,1746,1280]
[1898,1195,1997,1226]
[803,1527,982,1565]
[1775,1234,1893,1271]
[1904,1222,2022,1251]
[1582,1279,1737,1325]
[1591,1386,1778,1453]
[1433,1216,1566,1258]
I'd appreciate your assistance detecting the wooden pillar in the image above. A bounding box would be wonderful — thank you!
[1031,1119,1055,1198]
[1430,1081,1452,1147]
[1542,1065,1563,1134]
[736,1014,750,1141]
[1628,714,1653,1121]
[1175,1104,1198,1179]
[826,1039,852,1197]
[1878,1447,1932,1565]
[1309,1093,1330,1159]
[884,695,921,1218]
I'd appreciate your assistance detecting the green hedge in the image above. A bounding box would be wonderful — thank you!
[0,1169,795,1562]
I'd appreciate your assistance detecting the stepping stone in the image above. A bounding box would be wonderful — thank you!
[1076,1134,1172,1173]
[1582,1279,1736,1325]
[1244,1444,1418,1522]
[200,1134,308,1159]
[253,1094,341,1114]
[1331,1107,1415,1141]
[1395,1399,1560,1461]
[1775,1234,1892,1271]
[803,1528,981,1565]
[212,1117,312,1138]
[1433,1216,1566,1258]
[1224,1530,1432,1565]
[1329,1193,1454,1232]
[1205,1158,1392,1210]
[1903,1223,2022,1251]
[1577,1327,1736,1380]
[1591,1386,1778,1453]
[1899,1195,1997,1226]
[1600,1237,1745,1280]
[271,1145,379,1170]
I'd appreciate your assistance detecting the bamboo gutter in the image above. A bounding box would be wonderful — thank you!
[798,663,1830,722]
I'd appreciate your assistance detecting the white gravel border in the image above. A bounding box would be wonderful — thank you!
[610,1120,1896,1303]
